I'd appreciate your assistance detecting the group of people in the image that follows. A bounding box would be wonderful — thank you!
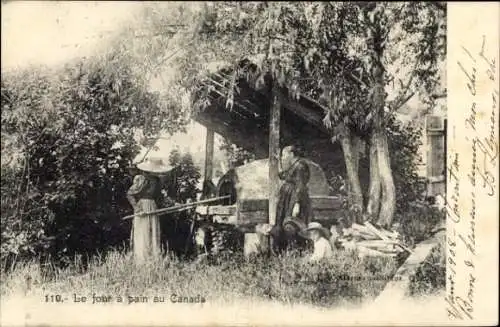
[272,145,335,262]
[126,144,336,264]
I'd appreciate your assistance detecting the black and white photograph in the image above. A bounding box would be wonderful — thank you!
[1,2,498,326]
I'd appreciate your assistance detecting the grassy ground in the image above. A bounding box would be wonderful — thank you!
[2,232,446,311]
[2,248,403,308]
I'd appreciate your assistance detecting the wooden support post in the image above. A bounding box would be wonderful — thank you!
[268,86,281,226]
[244,233,269,259]
[204,128,214,183]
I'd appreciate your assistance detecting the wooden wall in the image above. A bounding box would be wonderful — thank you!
[425,115,447,197]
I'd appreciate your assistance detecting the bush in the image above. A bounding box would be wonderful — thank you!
[1,166,53,265]
[387,116,427,215]
[166,150,201,203]
[1,57,187,267]
[219,138,255,168]
[396,203,445,247]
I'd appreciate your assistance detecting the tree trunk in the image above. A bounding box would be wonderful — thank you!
[204,128,214,182]
[375,131,396,229]
[351,135,361,180]
[268,84,281,227]
[340,131,363,212]
[367,134,381,219]
[369,19,396,228]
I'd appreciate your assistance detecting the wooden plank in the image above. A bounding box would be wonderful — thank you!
[310,196,344,210]
[357,246,397,258]
[312,209,343,216]
[239,210,269,226]
[356,239,401,246]
[268,85,281,226]
[426,115,446,198]
[213,214,238,225]
[351,224,377,240]
[351,223,378,239]
[351,231,380,241]
[236,225,257,233]
[239,199,268,212]
[311,215,342,226]
[356,241,400,253]
[207,205,237,216]
[204,128,214,182]
[235,179,341,214]
[281,96,329,134]
[428,132,445,177]
[364,222,390,241]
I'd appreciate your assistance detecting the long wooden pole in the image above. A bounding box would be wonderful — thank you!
[268,84,281,226]
[122,195,230,220]
[204,128,215,183]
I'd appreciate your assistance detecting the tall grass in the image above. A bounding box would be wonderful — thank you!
[1,248,399,307]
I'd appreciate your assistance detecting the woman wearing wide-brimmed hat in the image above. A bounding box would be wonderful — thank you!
[302,222,333,262]
[127,157,173,263]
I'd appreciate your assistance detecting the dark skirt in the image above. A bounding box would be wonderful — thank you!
[276,182,312,227]
[273,182,312,252]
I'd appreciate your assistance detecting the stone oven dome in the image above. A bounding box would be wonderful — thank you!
[216,158,332,204]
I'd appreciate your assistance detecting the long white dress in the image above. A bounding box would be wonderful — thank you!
[127,174,162,263]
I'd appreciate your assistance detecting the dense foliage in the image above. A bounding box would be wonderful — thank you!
[219,138,256,168]
[1,1,445,270]
[386,116,426,214]
[0,4,447,308]
[1,55,187,266]
[168,1,446,227]
[219,114,426,217]
[166,149,202,203]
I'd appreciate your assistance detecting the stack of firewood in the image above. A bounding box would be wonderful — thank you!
[333,222,411,258]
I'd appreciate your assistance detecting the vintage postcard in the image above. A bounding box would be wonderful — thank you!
[1,1,498,326]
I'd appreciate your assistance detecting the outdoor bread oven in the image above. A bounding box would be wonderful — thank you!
[193,158,344,256]
[192,59,349,256]
[196,158,344,230]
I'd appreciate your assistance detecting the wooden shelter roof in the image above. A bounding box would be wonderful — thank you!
[192,59,334,159]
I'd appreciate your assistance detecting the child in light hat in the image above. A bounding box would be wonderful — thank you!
[303,222,334,262]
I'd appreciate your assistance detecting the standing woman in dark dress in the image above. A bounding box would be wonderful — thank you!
[127,158,172,263]
[272,145,313,252]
